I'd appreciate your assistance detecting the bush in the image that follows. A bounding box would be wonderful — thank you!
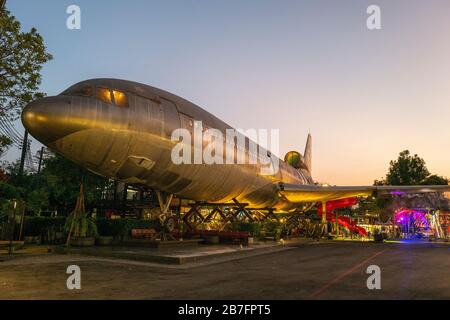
[16,216,162,239]
[96,218,161,237]
[262,221,283,239]
[23,216,66,237]
[231,222,262,237]
[263,221,281,233]
[96,218,122,237]
[65,210,98,238]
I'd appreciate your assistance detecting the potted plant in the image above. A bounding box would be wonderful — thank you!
[96,217,115,246]
[65,183,98,247]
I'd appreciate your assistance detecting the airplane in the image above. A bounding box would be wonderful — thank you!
[21,78,450,223]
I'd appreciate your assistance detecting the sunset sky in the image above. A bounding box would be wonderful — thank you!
[5,0,450,185]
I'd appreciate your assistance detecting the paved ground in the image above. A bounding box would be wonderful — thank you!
[61,241,294,265]
[1,241,449,299]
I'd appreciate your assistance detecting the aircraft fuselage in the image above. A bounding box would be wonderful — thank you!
[22,79,313,210]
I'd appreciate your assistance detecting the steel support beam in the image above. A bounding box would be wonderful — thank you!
[156,191,173,214]
[321,201,328,236]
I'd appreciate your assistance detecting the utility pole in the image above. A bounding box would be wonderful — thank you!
[18,130,28,176]
[37,146,44,173]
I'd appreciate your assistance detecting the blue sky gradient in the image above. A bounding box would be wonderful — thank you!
[5,0,450,184]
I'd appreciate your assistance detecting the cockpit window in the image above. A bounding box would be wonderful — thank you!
[96,87,112,104]
[62,86,92,97]
[63,85,128,107]
[79,86,92,97]
[112,90,129,108]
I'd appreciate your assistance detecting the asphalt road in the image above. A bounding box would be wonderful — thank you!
[1,241,449,299]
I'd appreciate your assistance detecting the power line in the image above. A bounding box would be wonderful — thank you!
[0,115,36,172]
[0,129,22,149]
[0,146,11,158]
[4,117,24,140]
[0,118,22,146]
[0,115,23,143]
[0,124,18,144]
[6,117,24,138]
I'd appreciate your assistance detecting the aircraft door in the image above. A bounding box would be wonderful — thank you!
[161,98,181,138]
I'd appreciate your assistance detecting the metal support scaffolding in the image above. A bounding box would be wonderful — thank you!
[183,203,206,231]
[181,201,287,231]
[155,191,176,240]
[156,191,173,215]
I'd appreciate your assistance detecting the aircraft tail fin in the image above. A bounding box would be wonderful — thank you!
[303,133,312,174]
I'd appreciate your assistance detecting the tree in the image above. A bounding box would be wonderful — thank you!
[386,150,430,185]
[376,150,430,185]
[373,150,449,220]
[41,155,109,211]
[375,150,448,186]
[0,134,11,155]
[1,154,112,215]
[0,10,52,120]
[38,154,112,214]
[0,179,20,200]
[420,174,449,186]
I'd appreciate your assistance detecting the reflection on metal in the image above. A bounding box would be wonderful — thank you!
[21,79,315,211]
[279,184,450,203]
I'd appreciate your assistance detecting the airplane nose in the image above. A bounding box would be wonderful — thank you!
[21,96,81,145]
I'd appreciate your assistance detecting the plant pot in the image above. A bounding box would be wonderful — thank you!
[34,236,41,245]
[24,236,34,244]
[205,235,220,244]
[96,236,113,246]
[70,237,96,247]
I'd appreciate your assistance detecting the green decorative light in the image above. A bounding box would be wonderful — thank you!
[284,151,302,169]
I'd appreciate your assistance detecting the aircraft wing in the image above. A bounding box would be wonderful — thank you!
[278,183,450,203]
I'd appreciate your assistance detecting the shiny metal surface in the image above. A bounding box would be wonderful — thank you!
[22,78,450,210]
[279,183,450,202]
[22,79,313,210]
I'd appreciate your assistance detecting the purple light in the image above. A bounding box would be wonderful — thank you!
[394,208,431,238]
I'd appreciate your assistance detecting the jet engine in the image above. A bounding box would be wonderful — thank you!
[284,134,312,173]
[284,151,309,170]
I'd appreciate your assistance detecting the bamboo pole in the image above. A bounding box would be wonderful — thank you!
[66,183,84,247]
[18,202,25,241]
